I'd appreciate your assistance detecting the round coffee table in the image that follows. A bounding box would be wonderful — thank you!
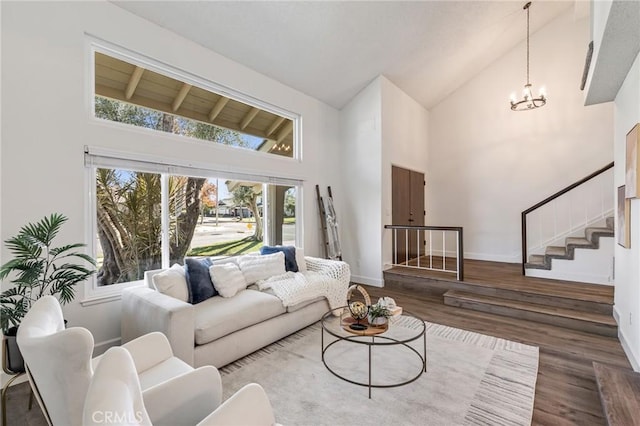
[321,307,426,398]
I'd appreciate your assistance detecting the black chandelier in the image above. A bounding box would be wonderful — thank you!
[510,2,546,111]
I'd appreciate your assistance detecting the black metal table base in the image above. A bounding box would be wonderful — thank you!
[321,320,427,399]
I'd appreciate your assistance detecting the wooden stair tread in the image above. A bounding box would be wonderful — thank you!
[586,227,615,234]
[593,362,640,425]
[528,254,546,263]
[384,268,613,305]
[444,290,616,326]
[386,264,614,305]
[566,237,594,246]
[546,246,568,256]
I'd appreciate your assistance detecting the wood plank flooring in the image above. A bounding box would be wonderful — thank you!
[365,285,631,426]
[4,266,632,426]
[385,258,614,303]
[593,362,640,425]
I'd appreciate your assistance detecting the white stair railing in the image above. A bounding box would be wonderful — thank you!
[384,225,464,280]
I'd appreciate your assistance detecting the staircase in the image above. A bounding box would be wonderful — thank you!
[525,216,614,270]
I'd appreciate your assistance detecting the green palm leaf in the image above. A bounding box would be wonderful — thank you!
[0,213,95,333]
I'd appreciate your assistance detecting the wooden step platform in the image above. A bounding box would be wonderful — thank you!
[384,259,616,335]
[444,290,617,337]
[384,259,614,313]
[593,362,640,425]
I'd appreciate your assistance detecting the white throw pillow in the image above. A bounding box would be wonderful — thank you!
[238,251,286,284]
[209,256,238,267]
[152,264,189,302]
[209,263,247,298]
[295,247,307,273]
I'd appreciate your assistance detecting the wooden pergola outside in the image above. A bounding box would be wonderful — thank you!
[94,52,294,156]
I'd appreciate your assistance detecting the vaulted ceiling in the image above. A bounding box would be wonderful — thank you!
[112,1,579,110]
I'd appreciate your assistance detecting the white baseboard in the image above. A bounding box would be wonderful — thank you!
[351,274,383,287]
[465,252,520,264]
[614,306,640,372]
[93,336,121,357]
[526,269,613,286]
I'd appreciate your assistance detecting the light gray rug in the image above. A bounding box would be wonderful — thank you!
[220,320,539,426]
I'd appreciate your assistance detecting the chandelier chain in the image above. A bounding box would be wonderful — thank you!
[526,2,530,85]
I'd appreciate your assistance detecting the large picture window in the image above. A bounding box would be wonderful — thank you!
[91,162,299,287]
[87,46,300,291]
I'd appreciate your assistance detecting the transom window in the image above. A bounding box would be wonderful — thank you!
[94,51,296,157]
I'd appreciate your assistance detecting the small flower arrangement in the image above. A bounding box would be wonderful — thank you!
[367,303,391,325]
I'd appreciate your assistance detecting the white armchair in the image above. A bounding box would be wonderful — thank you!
[84,347,277,426]
[17,296,222,426]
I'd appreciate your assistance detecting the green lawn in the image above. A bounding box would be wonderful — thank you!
[187,237,262,257]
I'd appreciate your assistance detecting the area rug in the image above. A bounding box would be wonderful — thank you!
[220,320,539,425]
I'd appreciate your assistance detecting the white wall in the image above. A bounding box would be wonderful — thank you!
[427,8,613,263]
[340,78,383,285]
[339,76,429,286]
[1,1,340,351]
[380,77,429,267]
[613,52,640,371]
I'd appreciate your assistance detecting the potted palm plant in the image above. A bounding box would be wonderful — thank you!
[0,213,95,372]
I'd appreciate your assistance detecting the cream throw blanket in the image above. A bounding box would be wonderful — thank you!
[257,271,344,310]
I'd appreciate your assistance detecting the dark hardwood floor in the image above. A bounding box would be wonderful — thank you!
[365,285,631,426]
[4,270,632,425]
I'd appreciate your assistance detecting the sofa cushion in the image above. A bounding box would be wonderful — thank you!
[209,263,247,298]
[260,245,298,272]
[238,252,286,284]
[152,264,189,302]
[286,296,325,313]
[209,256,238,266]
[193,290,286,345]
[136,356,194,390]
[184,257,216,304]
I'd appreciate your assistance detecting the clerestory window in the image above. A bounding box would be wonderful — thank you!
[94,51,297,158]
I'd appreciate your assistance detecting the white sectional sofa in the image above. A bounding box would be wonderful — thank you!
[121,255,349,368]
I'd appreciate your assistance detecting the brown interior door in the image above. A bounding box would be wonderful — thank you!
[392,166,410,264]
[392,166,425,264]
[409,170,425,261]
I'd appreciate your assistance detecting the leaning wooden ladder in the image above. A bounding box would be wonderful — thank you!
[316,185,342,260]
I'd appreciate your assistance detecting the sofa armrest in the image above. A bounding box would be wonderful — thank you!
[121,286,195,366]
[305,256,351,288]
[144,365,222,426]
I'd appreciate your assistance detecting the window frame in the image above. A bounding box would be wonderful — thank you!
[83,39,304,304]
[82,146,304,305]
[88,39,302,161]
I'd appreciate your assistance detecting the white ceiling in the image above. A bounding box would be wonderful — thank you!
[112,1,578,110]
